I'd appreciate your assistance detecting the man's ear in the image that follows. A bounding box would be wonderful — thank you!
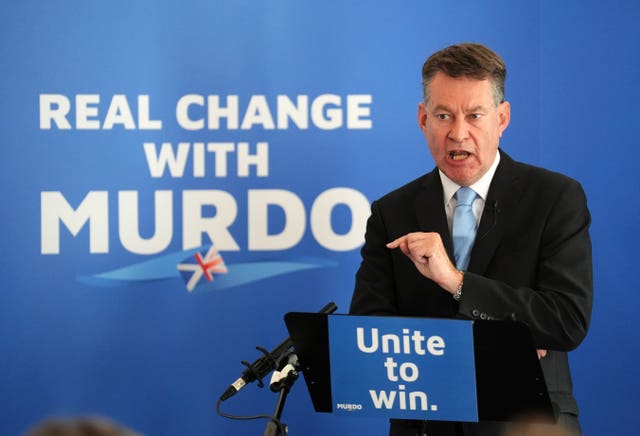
[417,102,428,132]
[498,101,511,136]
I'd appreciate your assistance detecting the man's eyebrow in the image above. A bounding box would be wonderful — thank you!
[466,105,490,113]
[431,104,453,113]
[430,104,490,113]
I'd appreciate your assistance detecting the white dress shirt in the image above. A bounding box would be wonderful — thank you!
[439,151,501,232]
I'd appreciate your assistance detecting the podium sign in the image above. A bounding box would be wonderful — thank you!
[328,316,478,421]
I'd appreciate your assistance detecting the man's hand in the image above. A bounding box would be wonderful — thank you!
[386,232,463,295]
[537,349,547,359]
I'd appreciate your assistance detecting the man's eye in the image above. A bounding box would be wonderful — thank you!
[436,114,450,120]
[469,113,482,120]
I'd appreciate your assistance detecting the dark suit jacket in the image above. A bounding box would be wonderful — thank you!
[350,150,593,434]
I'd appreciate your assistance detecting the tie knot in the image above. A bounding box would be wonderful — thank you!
[456,187,477,206]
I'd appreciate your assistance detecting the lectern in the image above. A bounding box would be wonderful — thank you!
[284,313,553,423]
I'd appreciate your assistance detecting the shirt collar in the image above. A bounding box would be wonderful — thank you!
[439,150,501,204]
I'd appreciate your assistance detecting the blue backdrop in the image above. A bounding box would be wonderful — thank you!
[2,1,638,435]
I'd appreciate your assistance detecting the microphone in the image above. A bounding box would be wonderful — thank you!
[477,200,499,242]
[490,200,499,225]
[219,301,338,401]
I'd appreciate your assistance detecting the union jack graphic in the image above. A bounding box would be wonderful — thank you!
[177,246,228,292]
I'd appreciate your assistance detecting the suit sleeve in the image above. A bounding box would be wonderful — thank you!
[459,179,593,351]
[349,200,399,316]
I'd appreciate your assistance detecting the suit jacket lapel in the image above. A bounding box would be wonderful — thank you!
[414,168,455,261]
[468,150,523,275]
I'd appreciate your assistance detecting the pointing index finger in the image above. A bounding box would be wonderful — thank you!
[386,236,406,249]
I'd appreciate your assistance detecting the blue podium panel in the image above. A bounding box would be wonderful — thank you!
[328,316,478,422]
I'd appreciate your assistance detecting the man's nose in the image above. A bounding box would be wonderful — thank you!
[448,119,469,143]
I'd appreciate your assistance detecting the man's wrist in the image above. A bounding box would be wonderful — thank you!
[452,271,464,301]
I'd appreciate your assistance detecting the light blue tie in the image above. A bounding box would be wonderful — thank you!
[452,187,478,271]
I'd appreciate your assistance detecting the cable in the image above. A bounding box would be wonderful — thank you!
[215,399,286,435]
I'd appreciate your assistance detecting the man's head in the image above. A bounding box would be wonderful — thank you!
[418,43,510,186]
[421,42,506,107]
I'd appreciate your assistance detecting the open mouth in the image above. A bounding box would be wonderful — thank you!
[449,151,470,161]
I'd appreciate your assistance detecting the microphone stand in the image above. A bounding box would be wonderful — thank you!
[217,302,337,434]
[264,352,299,436]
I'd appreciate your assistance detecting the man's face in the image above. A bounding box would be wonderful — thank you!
[418,72,510,186]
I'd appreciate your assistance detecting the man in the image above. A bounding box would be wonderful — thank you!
[349,43,593,436]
